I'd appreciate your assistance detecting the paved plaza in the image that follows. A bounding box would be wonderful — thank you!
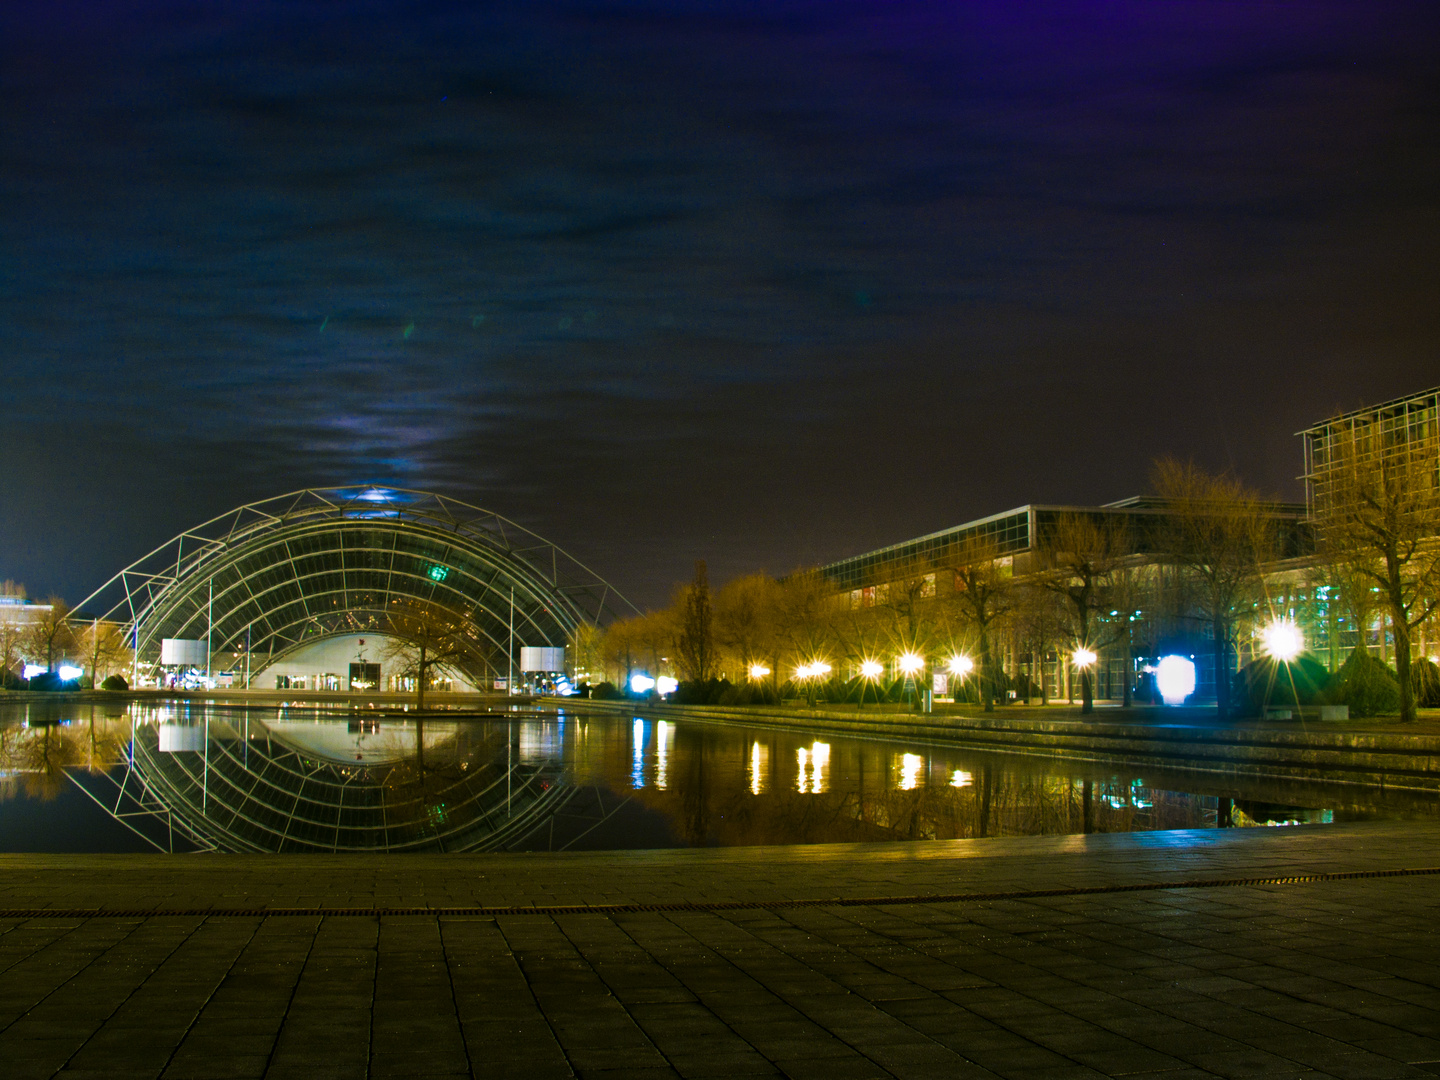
[0,822,1437,1079]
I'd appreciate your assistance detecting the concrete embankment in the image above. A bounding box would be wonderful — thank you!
[569,698,1440,793]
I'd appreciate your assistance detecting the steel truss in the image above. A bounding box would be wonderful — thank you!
[74,487,637,684]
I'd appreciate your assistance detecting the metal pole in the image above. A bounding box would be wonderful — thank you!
[508,587,515,696]
[131,621,139,689]
[245,624,251,689]
[206,578,214,684]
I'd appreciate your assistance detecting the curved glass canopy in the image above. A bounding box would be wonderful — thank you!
[76,487,635,685]
[68,704,623,853]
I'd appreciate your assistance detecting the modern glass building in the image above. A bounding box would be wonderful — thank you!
[75,488,635,691]
[1301,384,1440,519]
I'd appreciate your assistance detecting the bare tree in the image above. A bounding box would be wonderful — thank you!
[383,600,477,709]
[944,539,1016,712]
[713,573,783,681]
[567,622,604,687]
[1037,513,1128,714]
[600,616,641,687]
[1316,423,1440,722]
[771,570,838,691]
[74,620,132,687]
[675,560,715,682]
[1152,460,1278,718]
[23,596,74,673]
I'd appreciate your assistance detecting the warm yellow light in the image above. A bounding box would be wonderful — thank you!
[1261,620,1303,662]
[947,655,974,676]
[899,752,923,791]
[1073,647,1097,668]
[860,659,884,679]
[748,663,771,680]
[898,652,924,675]
[812,661,832,677]
[794,664,813,680]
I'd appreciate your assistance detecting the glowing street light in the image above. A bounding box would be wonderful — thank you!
[859,659,884,679]
[898,652,924,676]
[1261,620,1303,663]
[1072,647,1097,668]
[947,655,974,676]
[811,661,832,677]
[748,663,771,680]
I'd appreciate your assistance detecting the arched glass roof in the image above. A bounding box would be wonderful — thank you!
[76,487,635,682]
[61,704,622,853]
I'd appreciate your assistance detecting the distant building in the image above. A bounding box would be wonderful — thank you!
[814,387,1440,705]
[1301,384,1440,519]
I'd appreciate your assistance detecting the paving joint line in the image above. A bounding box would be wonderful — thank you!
[2,865,1436,919]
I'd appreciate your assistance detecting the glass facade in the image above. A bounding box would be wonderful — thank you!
[76,488,634,687]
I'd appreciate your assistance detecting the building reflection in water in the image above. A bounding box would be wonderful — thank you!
[655,720,671,790]
[795,741,829,794]
[749,741,768,795]
[899,753,924,791]
[631,717,645,789]
[0,703,1419,853]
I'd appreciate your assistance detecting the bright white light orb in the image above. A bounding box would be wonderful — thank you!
[794,664,813,680]
[947,655,974,676]
[1155,655,1196,706]
[58,665,84,681]
[812,661,832,677]
[656,676,678,696]
[1261,620,1304,663]
[898,652,924,675]
[860,659,884,679]
[629,674,656,693]
[22,664,46,679]
[1072,647,1097,668]
[748,663,771,680]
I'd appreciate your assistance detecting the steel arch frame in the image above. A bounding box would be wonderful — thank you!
[76,487,637,682]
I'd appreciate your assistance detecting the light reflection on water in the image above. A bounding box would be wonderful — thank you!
[0,700,1433,854]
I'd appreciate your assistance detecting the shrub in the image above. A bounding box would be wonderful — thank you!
[718,681,778,706]
[590,680,623,700]
[1232,654,1330,716]
[1412,658,1440,709]
[673,677,733,704]
[100,674,129,692]
[1324,651,1401,718]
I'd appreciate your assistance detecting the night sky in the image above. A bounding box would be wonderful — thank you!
[3,1,1438,610]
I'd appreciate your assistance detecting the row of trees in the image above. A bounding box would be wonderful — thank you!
[1,585,133,689]
[592,451,1440,722]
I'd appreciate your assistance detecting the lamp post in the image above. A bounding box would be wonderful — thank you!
[898,651,924,710]
[1072,647,1098,715]
[859,659,883,707]
[1260,620,1303,662]
[947,654,974,707]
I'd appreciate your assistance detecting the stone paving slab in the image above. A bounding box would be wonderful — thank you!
[0,823,1437,1078]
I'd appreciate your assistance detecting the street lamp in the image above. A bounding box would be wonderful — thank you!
[858,658,884,707]
[947,655,974,676]
[898,652,924,676]
[748,663,771,680]
[1072,647,1098,715]
[1260,620,1303,663]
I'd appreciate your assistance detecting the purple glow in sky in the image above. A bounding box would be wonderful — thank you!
[3,1,1438,606]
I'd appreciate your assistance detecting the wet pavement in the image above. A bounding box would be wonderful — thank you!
[0,820,1437,1079]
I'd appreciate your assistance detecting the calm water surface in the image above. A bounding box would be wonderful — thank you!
[0,700,1431,853]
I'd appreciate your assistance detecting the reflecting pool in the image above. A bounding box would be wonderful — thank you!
[0,700,1433,853]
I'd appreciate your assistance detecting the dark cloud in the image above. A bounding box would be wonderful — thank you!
[2,0,1438,607]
